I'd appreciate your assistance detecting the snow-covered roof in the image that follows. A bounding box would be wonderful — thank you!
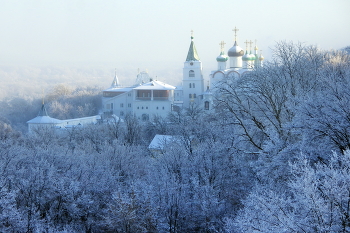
[103,86,134,92]
[27,116,62,124]
[134,80,176,91]
[148,134,177,150]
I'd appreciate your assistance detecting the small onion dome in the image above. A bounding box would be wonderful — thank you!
[242,51,250,61]
[249,52,256,61]
[216,51,228,62]
[228,41,244,57]
[259,54,264,61]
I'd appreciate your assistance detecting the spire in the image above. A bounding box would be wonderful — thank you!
[37,104,49,117]
[186,30,200,61]
[111,68,120,88]
[254,39,259,54]
[37,88,49,116]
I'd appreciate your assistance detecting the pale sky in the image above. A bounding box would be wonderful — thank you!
[0,0,349,77]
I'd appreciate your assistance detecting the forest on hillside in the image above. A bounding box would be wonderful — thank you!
[0,42,350,232]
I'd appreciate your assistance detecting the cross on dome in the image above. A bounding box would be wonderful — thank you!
[232,27,239,42]
[244,40,250,51]
[219,41,226,52]
[248,40,253,51]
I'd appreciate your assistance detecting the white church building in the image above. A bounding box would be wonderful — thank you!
[101,27,264,120]
[27,27,265,131]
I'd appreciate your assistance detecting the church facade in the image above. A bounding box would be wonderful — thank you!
[102,27,264,120]
[27,28,265,131]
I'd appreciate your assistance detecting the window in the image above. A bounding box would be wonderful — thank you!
[128,93,131,96]
[193,83,195,88]
[120,111,124,116]
[156,107,159,110]
[128,103,131,107]
[189,70,195,77]
[106,104,110,110]
[142,114,149,121]
[189,83,192,88]
[137,107,139,109]
[142,107,144,109]
[146,107,148,109]
[194,94,196,98]
[120,103,124,107]
[110,103,113,109]
[189,94,192,98]
[162,106,165,110]
[205,101,209,110]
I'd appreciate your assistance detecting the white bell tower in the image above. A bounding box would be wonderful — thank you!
[182,31,204,108]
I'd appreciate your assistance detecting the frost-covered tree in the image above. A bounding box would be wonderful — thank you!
[230,151,350,233]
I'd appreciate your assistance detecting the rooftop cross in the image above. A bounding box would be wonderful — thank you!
[248,40,253,51]
[244,40,249,51]
[233,26,239,42]
[219,41,226,52]
[191,30,194,40]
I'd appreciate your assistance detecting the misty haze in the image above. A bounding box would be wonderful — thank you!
[1,0,350,232]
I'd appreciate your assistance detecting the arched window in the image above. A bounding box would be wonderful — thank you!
[142,114,149,121]
[189,70,195,77]
[204,101,209,110]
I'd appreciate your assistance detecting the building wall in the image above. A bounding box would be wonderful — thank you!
[182,60,204,108]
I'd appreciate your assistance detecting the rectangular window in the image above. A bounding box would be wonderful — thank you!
[128,103,131,107]
[120,103,124,107]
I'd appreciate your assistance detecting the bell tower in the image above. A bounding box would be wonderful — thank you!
[182,31,204,108]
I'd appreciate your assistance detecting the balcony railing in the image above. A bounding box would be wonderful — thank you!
[135,97,169,101]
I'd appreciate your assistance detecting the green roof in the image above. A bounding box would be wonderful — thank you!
[186,38,200,61]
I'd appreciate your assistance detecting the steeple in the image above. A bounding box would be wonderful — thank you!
[38,89,48,116]
[186,30,200,61]
[37,104,48,117]
[111,68,120,88]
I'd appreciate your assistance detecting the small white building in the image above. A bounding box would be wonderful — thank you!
[27,103,100,133]
[27,104,62,133]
